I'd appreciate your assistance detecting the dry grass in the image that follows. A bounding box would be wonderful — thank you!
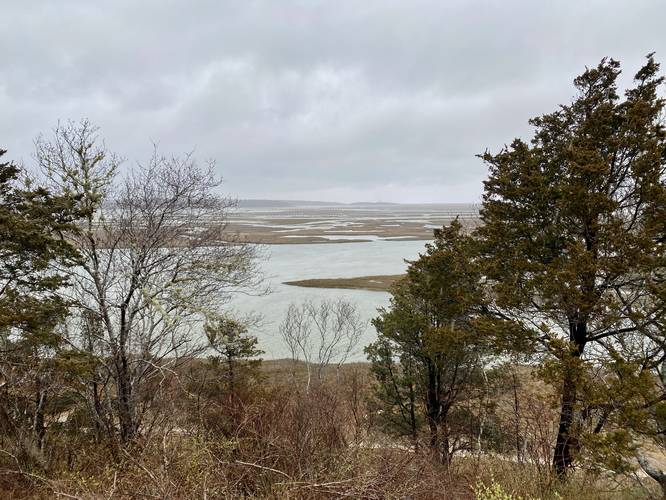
[0,360,660,499]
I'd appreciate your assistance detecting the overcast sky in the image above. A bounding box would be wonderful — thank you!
[2,1,665,203]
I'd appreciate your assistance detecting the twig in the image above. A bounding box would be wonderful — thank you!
[230,459,292,479]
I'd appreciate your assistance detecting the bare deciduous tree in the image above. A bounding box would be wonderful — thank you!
[279,298,364,389]
[35,120,263,446]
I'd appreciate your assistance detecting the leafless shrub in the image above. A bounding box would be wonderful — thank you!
[279,298,365,389]
[35,120,264,447]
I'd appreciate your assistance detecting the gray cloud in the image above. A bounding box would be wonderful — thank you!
[2,0,665,202]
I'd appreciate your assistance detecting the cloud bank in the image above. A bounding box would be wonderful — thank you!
[2,0,664,202]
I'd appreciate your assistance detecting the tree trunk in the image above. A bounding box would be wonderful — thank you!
[425,361,441,460]
[116,350,136,443]
[227,354,235,401]
[441,423,451,468]
[33,382,47,452]
[553,371,577,476]
[305,362,312,393]
[512,370,522,463]
[408,381,418,448]
[116,306,137,443]
[553,321,586,476]
[428,419,438,451]
[477,356,489,456]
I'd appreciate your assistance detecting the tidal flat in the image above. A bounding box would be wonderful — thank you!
[227,202,480,358]
[228,201,480,244]
[227,200,478,360]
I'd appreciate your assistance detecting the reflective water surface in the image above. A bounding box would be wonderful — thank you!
[227,239,429,359]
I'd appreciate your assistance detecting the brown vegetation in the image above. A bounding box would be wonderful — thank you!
[284,274,404,292]
[0,361,655,499]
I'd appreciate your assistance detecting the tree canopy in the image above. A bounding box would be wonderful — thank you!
[367,220,490,465]
[477,54,666,475]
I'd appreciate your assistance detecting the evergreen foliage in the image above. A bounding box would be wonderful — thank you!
[477,54,666,475]
[367,220,490,464]
[0,148,80,465]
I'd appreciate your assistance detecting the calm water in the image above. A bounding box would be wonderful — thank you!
[227,239,429,359]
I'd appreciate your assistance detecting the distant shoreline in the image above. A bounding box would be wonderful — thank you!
[245,235,429,245]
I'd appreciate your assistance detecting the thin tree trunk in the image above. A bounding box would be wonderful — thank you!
[116,304,137,443]
[477,355,489,456]
[227,354,235,401]
[425,362,441,461]
[33,383,47,452]
[408,380,418,449]
[512,370,522,463]
[441,423,451,468]
[305,363,311,392]
[116,350,136,442]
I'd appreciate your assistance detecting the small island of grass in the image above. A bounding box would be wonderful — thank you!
[283,274,404,292]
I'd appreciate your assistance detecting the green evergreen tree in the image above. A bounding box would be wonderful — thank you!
[205,317,263,401]
[186,318,263,436]
[477,55,666,476]
[367,220,489,465]
[0,148,79,464]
